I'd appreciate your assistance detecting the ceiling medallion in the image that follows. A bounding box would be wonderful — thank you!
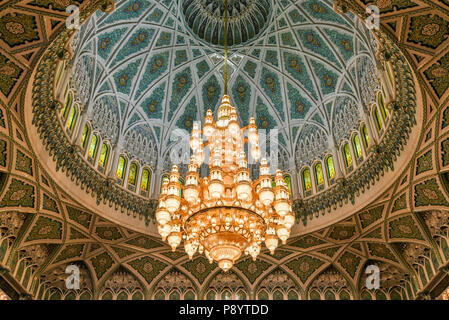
[182,0,271,46]
[156,0,292,271]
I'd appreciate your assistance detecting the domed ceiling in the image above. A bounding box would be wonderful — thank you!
[71,0,380,171]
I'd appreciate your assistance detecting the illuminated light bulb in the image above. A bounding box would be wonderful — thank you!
[158,224,172,241]
[155,207,170,225]
[167,231,182,251]
[276,226,290,244]
[248,117,258,145]
[265,234,278,254]
[274,199,290,217]
[283,213,295,229]
[165,195,180,213]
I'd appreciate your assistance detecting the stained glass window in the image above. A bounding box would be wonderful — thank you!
[258,290,268,300]
[140,168,151,191]
[284,175,292,195]
[326,156,336,180]
[302,168,312,191]
[342,143,353,168]
[314,163,324,186]
[184,291,195,300]
[81,124,90,149]
[288,290,298,300]
[154,291,165,300]
[116,156,127,180]
[128,163,138,186]
[378,92,388,121]
[169,291,180,300]
[273,290,283,300]
[160,175,169,191]
[361,124,369,148]
[373,107,383,132]
[98,143,109,168]
[352,134,363,159]
[67,106,77,131]
[88,134,98,159]
[62,92,72,121]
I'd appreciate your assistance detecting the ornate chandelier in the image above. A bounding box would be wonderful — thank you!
[155,0,293,272]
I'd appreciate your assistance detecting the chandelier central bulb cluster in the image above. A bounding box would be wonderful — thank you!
[155,0,293,272]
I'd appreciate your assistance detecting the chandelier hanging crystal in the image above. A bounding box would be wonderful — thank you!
[155,0,293,272]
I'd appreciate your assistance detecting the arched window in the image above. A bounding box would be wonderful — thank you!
[342,143,353,172]
[314,162,324,191]
[373,107,383,133]
[62,92,73,122]
[352,134,363,161]
[140,168,151,194]
[66,105,78,133]
[284,175,292,195]
[257,290,269,300]
[88,134,98,160]
[169,291,180,300]
[206,290,216,300]
[154,290,165,300]
[273,290,284,300]
[236,290,246,300]
[361,124,369,149]
[184,290,195,300]
[302,168,312,195]
[116,155,127,183]
[98,143,109,171]
[179,178,184,197]
[128,162,139,187]
[221,290,232,300]
[81,124,90,150]
[160,174,169,191]
[378,92,388,121]
[288,290,298,300]
[326,156,336,183]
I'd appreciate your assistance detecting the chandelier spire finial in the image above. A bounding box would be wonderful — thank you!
[224,0,228,95]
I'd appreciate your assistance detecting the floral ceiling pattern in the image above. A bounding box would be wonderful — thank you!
[0,0,449,300]
[71,0,379,168]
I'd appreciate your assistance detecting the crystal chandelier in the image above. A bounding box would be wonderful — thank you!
[155,0,293,272]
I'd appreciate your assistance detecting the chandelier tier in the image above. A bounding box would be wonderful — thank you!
[155,0,293,272]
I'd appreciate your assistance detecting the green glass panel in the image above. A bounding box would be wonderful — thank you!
[184,290,195,300]
[98,143,109,168]
[302,168,312,191]
[206,291,216,300]
[353,135,362,159]
[326,156,335,180]
[67,106,77,130]
[378,92,388,120]
[81,124,89,149]
[62,92,72,121]
[314,163,324,185]
[140,169,150,191]
[284,175,292,195]
[373,107,382,132]
[361,125,369,148]
[128,163,138,185]
[343,143,353,168]
[88,135,98,159]
[116,156,126,180]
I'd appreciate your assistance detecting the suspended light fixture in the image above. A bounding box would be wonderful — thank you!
[156,0,293,271]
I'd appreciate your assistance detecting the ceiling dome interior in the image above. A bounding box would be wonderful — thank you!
[71,0,380,173]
